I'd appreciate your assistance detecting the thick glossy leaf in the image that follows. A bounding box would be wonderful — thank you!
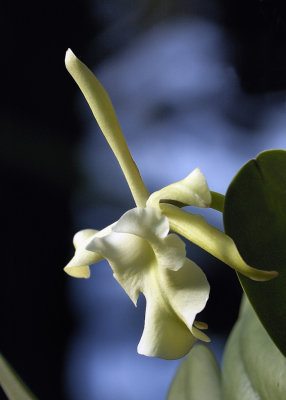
[224,149,286,356]
[167,345,222,400]
[0,354,37,400]
[222,296,286,399]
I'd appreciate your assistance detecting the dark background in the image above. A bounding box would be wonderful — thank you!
[1,1,286,399]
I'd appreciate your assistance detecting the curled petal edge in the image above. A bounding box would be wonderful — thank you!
[64,224,115,278]
[147,168,211,209]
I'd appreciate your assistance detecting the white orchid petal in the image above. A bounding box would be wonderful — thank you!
[87,231,154,305]
[155,234,186,271]
[73,229,98,248]
[138,258,210,359]
[137,294,197,359]
[64,225,114,279]
[147,168,211,209]
[166,258,210,332]
[113,207,169,241]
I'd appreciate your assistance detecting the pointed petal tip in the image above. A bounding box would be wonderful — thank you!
[65,48,74,57]
[253,269,279,282]
[242,266,279,282]
[65,48,77,69]
[64,264,90,279]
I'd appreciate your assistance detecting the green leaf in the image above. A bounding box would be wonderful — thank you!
[0,354,37,400]
[167,345,222,400]
[222,296,286,399]
[223,149,286,356]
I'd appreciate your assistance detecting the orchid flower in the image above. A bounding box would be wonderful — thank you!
[65,168,211,359]
[64,50,277,359]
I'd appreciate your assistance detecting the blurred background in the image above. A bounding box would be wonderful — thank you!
[1,1,286,399]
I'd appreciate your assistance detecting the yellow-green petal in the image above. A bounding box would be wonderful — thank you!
[147,168,211,209]
[161,204,278,281]
[138,258,210,359]
[65,49,149,207]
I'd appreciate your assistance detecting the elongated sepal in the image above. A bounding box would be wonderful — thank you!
[161,204,278,282]
[65,49,149,207]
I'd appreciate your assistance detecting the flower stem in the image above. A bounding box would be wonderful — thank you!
[210,191,225,212]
